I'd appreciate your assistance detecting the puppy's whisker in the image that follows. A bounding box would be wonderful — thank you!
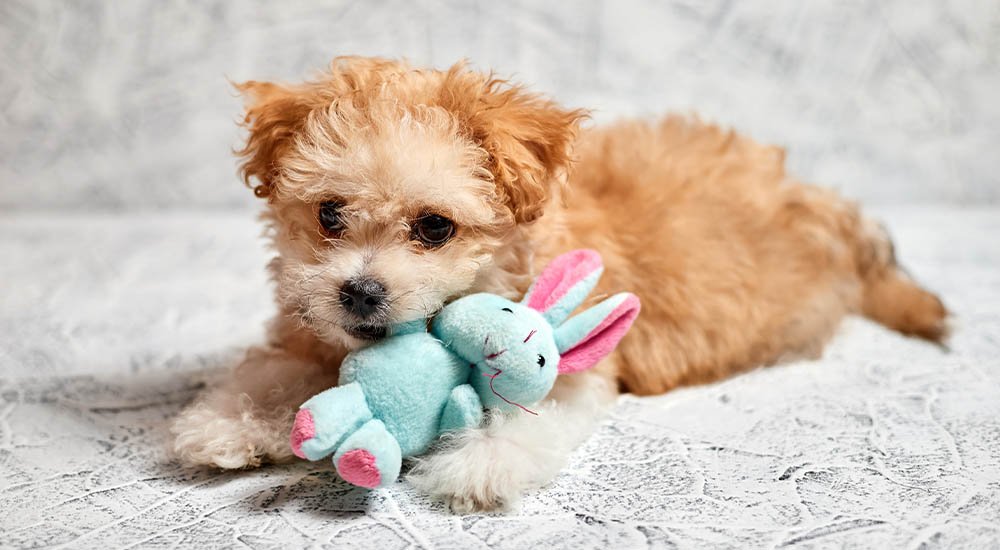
[306,311,345,332]
[297,262,340,285]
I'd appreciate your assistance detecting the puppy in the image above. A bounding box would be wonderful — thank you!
[171,57,948,512]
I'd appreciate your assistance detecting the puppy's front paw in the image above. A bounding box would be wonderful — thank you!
[170,402,294,469]
[446,492,510,514]
[413,462,517,514]
[174,431,261,469]
[407,432,525,514]
[408,386,603,514]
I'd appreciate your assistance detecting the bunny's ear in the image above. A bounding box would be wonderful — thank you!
[554,293,640,374]
[522,249,604,325]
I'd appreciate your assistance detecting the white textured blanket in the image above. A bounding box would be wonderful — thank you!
[1,207,997,548]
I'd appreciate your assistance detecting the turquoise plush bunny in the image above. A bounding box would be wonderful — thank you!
[289,249,640,489]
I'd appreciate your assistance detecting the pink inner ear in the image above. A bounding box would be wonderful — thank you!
[558,296,640,374]
[526,249,602,312]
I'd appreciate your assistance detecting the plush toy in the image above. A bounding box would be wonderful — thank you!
[289,249,640,489]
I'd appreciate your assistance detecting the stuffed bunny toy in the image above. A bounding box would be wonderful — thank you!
[289,249,640,489]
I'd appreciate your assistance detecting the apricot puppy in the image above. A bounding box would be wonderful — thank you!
[171,57,948,513]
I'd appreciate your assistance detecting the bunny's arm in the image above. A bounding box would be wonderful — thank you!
[439,384,484,432]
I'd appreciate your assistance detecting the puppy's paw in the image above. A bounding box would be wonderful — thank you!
[446,492,510,514]
[409,454,519,514]
[170,401,294,469]
[409,377,611,514]
[174,432,262,470]
[407,429,526,514]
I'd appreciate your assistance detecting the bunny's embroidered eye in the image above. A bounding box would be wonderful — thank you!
[537,355,546,368]
[501,307,513,313]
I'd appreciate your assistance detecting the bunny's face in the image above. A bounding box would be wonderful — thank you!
[431,249,641,415]
[431,294,560,412]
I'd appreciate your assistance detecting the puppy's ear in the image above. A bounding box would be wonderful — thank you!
[477,89,586,224]
[234,81,313,200]
[443,68,588,224]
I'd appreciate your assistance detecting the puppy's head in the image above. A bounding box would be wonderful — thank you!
[236,57,585,349]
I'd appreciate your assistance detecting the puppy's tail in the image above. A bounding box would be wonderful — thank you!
[863,270,950,343]
[856,221,950,343]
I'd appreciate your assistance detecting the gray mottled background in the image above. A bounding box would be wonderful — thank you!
[3,4,1000,548]
[1,0,998,211]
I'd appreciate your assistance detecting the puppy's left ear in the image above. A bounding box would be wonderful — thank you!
[445,67,588,224]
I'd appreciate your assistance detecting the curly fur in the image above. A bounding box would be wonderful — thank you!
[171,57,948,511]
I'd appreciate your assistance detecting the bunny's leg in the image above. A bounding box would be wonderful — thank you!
[290,382,372,461]
[333,419,402,488]
[439,384,484,433]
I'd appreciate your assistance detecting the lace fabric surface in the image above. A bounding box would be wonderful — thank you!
[1,207,997,548]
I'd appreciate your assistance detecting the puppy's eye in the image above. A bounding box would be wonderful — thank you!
[413,214,454,247]
[537,355,546,368]
[501,307,513,313]
[318,201,345,234]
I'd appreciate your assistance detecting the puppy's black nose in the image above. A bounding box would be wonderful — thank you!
[339,278,388,319]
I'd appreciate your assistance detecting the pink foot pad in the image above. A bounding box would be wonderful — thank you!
[289,409,315,459]
[337,449,381,488]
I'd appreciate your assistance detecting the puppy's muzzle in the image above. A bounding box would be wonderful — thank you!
[339,277,388,320]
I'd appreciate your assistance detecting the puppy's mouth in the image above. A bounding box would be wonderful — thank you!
[344,324,388,341]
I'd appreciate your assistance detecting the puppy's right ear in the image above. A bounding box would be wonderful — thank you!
[234,81,313,200]
[438,63,587,224]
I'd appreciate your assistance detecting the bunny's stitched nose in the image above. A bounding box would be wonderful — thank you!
[482,335,507,360]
